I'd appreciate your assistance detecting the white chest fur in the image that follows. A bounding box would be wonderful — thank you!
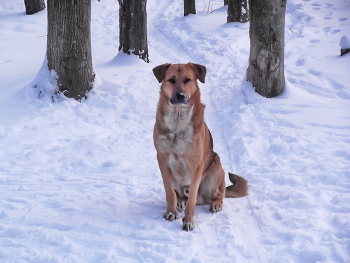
[166,153,191,185]
[163,105,194,134]
[158,104,194,154]
[156,105,194,185]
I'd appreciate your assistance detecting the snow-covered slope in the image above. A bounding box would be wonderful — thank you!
[0,0,349,262]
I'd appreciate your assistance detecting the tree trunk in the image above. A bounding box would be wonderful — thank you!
[224,0,228,6]
[340,35,350,56]
[184,0,196,16]
[341,49,350,56]
[47,0,95,101]
[246,0,286,98]
[227,0,248,23]
[119,0,149,63]
[24,0,45,15]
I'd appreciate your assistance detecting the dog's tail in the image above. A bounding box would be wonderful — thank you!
[225,172,248,198]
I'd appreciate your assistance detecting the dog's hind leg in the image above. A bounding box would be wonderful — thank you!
[209,177,225,213]
[175,189,188,212]
[177,197,187,212]
[209,198,223,213]
[200,153,225,213]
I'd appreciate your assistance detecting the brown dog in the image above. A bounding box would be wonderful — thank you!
[153,62,248,231]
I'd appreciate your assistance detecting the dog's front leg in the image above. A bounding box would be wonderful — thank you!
[183,168,202,231]
[157,153,178,221]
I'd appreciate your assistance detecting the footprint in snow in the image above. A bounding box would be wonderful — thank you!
[309,39,320,43]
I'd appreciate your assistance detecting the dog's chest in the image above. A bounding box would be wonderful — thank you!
[158,105,194,155]
[166,153,191,185]
[164,127,193,152]
[157,128,193,185]
[156,126,194,160]
[163,105,194,135]
[156,106,195,184]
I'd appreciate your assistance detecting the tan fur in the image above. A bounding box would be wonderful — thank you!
[153,63,248,231]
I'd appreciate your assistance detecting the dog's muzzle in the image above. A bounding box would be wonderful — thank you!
[170,92,188,105]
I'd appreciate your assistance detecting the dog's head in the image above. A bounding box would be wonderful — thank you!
[153,63,206,105]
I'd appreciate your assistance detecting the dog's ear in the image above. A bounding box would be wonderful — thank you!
[152,63,171,83]
[187,63,206,83]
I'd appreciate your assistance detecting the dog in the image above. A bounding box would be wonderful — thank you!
[153,62,248,231]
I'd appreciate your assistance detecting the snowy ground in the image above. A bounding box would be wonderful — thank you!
[0,0,349,262]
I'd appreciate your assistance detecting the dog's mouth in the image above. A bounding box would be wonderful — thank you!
[170,92,189,105]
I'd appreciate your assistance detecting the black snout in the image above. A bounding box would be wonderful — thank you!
[170,92,188,105]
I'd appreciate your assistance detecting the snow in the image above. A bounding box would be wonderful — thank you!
[340,35,350,49]
[0,0,349,262]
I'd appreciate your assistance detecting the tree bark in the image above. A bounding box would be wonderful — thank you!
[246,0,286,98]
[119,0,149,63]
[341,49,350,56]
[184,0,196,16]
[47,0,95,101]
[227,0,248,23]
[224,0,228,6]
[24,0,45,15]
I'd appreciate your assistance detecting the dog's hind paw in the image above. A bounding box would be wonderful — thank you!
[177,200,186,212]
[163,211,179,221]
[183,221,195,231]
[209,203,223,213]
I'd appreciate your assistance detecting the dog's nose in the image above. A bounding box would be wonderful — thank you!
[170,92,187,105]
[176,92,186,101]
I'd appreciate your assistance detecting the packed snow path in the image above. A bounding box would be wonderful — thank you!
[0,0,349,262]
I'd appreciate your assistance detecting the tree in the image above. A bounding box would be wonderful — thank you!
[184,0,196,16]
[246,0,286,98]
[224,0,228,5]
[24,0,45,15]
[118,0,149,63]
[227,0,248,23]
[46,0,95,101]
[340,35,350,56]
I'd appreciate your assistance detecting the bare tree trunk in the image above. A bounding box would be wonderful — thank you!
[24,0,45,15]
[340,35,350,56]
[227,0,248,23]
[47,0,95,101]
[341,49,350,56]
[184,0,196,16]
[246,0,286,98]
[119,0,149,63]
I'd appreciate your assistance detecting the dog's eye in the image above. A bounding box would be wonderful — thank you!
[168,78,176,84]
[184,78,191,84]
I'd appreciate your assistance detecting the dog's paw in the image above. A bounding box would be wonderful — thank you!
[209,203,223,213]
[177,200,186,212]
[163,211,179,221]
[182,221,195,232]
